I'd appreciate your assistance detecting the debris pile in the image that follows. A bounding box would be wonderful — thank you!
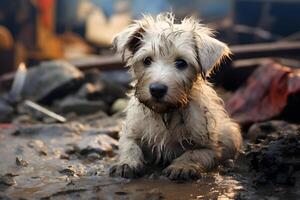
[246,121,300,185]
[0,60,129,124]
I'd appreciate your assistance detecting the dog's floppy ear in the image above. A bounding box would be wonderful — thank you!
[194,33,231,76]
[113,23,145,61]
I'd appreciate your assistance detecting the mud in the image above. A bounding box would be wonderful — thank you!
[1,66,300,200]
[246,121,300,185]
[1,118,300,200]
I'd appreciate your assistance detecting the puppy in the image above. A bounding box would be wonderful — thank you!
[109,13,242,180]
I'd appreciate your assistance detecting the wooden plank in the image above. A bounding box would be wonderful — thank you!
[2,42,300,88]
[231,42,300,60]
[68,54,124,71]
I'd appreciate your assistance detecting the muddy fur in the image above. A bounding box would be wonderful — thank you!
[109,13,242,180]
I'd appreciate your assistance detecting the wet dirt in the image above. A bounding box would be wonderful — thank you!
[1,119,300,200]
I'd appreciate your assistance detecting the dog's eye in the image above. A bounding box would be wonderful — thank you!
[175,59,188,70]
[143,57,152,66]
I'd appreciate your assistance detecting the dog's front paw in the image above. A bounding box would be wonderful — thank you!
[162,164,201,181]
[109,163,144,179]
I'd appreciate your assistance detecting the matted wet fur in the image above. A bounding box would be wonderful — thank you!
[109,13,242,180]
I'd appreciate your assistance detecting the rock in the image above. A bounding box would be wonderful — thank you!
[87,153,101,162]
[76,83,98,98]
[21,60,84,104]
[78,134,118,157]
[27,140,48,156]
[0,99,13,122]
[59,166,76,177]
[248,121,299,142]
[56,96,107,115]
[60,154,70,160]
[100,70,131,88]
[111,98,129,114]
[16,157,28,167]
[0,174,16,187]
[246,125,300,185]
[87,78,127,105]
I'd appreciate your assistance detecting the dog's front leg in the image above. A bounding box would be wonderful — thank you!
[163,149,218,180]
[109,135,145,178]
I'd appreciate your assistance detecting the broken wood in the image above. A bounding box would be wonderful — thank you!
[24,100,66,123]
[231,42,300,60]
[8,63,27,103]
[68,54,123,71]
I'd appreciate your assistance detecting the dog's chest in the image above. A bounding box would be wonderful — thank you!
[138,111,195,164]
[141,110,188,140]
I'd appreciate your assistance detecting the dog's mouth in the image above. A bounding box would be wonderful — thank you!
[138,98,178,113]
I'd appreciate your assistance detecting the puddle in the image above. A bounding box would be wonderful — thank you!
[0,122,300,200]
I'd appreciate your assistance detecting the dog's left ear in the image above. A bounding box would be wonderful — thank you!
[113,23,145,61]
[194,34,231,75]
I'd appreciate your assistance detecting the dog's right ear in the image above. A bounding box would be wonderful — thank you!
[113,23,145,61]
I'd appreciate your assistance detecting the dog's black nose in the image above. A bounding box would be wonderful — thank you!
[149,83,168,99]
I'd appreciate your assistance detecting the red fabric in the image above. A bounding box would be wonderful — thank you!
[226,61,300,125]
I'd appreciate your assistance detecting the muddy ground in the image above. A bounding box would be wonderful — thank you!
[1,62,300,199]
[1,114,300,200]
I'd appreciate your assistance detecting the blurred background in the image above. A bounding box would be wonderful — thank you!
[1,0,300,73]
[1,1,300,199]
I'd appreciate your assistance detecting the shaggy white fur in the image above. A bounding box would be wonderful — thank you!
[109,13,242,180]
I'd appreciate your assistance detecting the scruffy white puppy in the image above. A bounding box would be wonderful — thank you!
[109,13,242,180]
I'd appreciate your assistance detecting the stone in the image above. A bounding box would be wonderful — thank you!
[16,157,28,167]
[0,99,13,122]
[78,134,118,157]
[248,120,299,142]
[21,60,83,104]
[87,78,126,105]
[0,174,16,187]
[246,125,300,185]
[56,96,107,115]
[59,166,76,177]
[111,98,129,114]
[27,140,48,156]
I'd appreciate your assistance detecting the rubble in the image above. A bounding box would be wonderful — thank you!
[59,166,77,177]
[15,157,28,167]
[56,96,107,115]
[86,78,127,106]
[247,120,299,142]
[0,174,16,187]
[21,60,84,104]
[246,121,300,185]
[0,99,13,122]
[70,134,118,158]
[1,47,300,200]
[27,140,48,156]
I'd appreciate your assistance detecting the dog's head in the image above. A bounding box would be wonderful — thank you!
[113,13,230,113]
